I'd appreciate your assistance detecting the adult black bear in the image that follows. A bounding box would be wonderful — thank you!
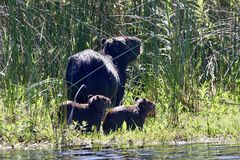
[59,95,111,132]
[66,36,141,106]
[102,98,156,134]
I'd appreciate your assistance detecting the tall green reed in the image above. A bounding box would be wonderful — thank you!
[0,0,239,135]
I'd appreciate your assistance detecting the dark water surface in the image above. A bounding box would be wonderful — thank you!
[0,143,240,159]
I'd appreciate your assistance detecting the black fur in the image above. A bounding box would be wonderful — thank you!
[66,36,141,105]
[59,95,111,132]
[102,98,155,134]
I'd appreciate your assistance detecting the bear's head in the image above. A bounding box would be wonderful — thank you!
[101,36,141,65]
[88,95,111,112]
[135,97,156,116]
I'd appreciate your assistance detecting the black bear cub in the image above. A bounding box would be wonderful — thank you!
[59,95,111,132]
[102,98,155,134]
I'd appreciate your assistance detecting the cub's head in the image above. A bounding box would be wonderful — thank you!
[135,97,156,116]
[88,95,111,112]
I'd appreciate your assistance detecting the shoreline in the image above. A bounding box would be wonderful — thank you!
[0,135,239,150]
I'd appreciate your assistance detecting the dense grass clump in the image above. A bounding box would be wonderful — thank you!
[0,0,239,148]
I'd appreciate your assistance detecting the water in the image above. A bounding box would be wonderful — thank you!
[0,143,240,159]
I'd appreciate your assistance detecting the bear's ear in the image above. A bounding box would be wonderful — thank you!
[101,38,107,45]
[101,38,107,49]
[88,94,93,100]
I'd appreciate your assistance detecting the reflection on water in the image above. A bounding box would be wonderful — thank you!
[0,143,240,159]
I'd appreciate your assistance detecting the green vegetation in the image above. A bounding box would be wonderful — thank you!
[0,0,239,148]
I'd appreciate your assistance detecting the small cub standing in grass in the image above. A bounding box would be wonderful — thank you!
[102,98,155,134]
[59,95,111,132]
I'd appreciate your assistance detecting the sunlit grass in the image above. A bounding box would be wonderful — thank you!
[0,83,239,148]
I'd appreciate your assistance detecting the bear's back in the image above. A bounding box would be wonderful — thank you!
[66,49,120,103]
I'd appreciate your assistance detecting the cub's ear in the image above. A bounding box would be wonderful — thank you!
[88,94,93,100]
[134,97,140,102]
[142,98,147,103]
